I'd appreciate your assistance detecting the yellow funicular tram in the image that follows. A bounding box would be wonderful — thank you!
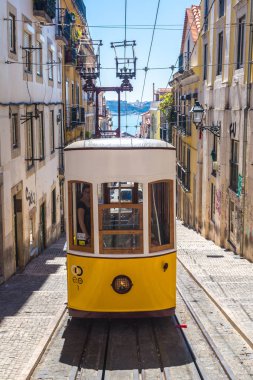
[65,138,176,317]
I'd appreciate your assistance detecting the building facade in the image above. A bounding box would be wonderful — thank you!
[170,5,201,228]
[172,0,253,261]
[0,0,64,281]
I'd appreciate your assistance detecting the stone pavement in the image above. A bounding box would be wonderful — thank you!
[177,220,253,349]
[0,226,253,380]
[0,236,67,380]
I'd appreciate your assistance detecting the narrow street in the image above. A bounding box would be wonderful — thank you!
[0,222,252,380]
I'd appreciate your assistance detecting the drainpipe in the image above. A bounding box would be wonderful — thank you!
[241,0,253,256]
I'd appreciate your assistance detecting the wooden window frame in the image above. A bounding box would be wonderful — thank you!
[68,181,94,253]
[148,180,174,252]
[8,12,16,53]
[217,31,223,76]
[50,110,55,153]
[237,15,246,69]
[11,113,18,148]
[99,203,143,254]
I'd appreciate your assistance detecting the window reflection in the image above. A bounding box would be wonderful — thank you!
[150,181,173,249]
[70,182,92,250]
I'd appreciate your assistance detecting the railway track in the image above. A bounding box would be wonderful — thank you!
[30,262,253,380]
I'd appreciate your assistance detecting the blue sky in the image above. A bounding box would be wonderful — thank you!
[84,0,196,102]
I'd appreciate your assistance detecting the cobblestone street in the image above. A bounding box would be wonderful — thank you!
[0,224,252,379]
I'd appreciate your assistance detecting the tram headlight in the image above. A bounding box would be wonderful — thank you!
[111,275,133,294]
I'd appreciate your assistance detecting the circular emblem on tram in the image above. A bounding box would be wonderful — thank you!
[111,275,133,294]
[71,265,83,277]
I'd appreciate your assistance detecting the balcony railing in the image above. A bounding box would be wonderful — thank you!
[65,46,77,65]
[33,0,56,22]
[177,114,191,136]
[66,105,85,128]
[178,52,191,73]
[55,8,72,43]
[177,162,190,191]
[160,123,172,143]
[73,0,86,21]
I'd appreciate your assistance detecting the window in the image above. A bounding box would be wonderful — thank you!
[211,183,216,222]
[76,83,80,106]
[203,43,208,80]
[36,41,43,76]
[230,140,239,192]
[149,180,174,251]
[58,57,62,83]
[24,32,32,73]
[211,134,218,176]
[52,188,56,225]
[98,182,143,253]
[217,31,223,75]
[71,82,75,104]
[26,113,34,169]
[69,181,93,252]
[237,16,246,69]
[219,0,225,18]
[50,110,55,153]
[11,113,18,148]
[48,49,53,80]
[8,13,16,53]
[204,0,209,31]
[29,215,35,250]
[38,112,44,159]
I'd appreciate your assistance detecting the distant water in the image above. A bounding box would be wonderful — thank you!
[112,114,141,136]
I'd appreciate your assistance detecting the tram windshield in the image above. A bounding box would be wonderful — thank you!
[98,182,143,253]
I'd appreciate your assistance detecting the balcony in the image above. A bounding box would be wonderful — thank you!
[65,46,77,65]
[73,0,86,21]
[177,114,191,136]
[55,8,72,44]
[33,0,56,22]
[178,52,191,74]
[177,162,190,191]
[66,105,85,128]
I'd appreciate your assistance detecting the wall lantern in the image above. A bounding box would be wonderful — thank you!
[190,100,221,137]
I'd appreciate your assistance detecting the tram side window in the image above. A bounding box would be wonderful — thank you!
[149,181,174,251]
[98,182,143,253]
[69,181,93,252]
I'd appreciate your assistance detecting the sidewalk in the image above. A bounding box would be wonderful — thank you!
[0,236,67,380]
[177,220,253,349]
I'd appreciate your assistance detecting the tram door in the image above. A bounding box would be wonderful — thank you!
[13,192,23,270]
[40,202,46,251]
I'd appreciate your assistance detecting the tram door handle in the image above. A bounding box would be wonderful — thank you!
[163,263,168,272]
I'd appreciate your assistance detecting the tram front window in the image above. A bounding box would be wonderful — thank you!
[149,180,174,251]
[98,182,143,253]
[69,181,93,252]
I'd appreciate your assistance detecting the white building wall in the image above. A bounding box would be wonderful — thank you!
[0,0,63,280]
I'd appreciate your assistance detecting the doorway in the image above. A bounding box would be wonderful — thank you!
[13,192,23,270]
[40,202,46,251]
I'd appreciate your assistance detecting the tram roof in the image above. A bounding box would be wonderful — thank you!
[64,138,175,151]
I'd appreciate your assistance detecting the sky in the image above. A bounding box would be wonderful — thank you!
[84,0,196,102]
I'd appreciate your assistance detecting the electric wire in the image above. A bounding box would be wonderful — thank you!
[137,0,161,128]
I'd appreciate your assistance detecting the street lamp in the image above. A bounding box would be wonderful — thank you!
[190,100,221,137]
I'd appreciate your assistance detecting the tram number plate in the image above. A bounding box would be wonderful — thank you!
[71,265,84,286]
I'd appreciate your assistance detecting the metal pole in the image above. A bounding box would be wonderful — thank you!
[118,90,121,137]
[95,90,99,137]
